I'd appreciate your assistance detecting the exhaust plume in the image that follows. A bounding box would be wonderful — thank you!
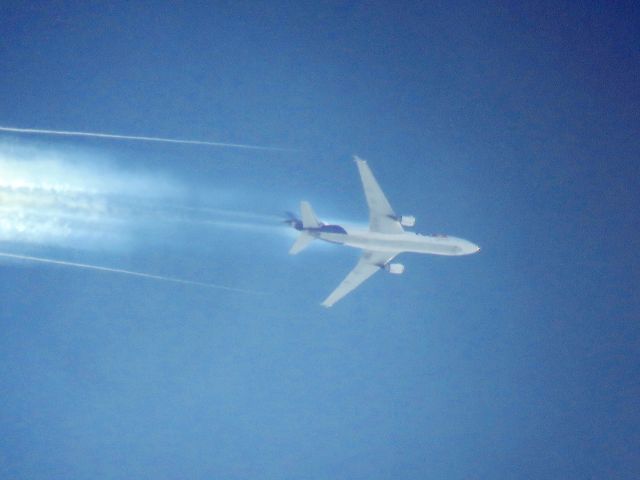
[0,142,179,249]
[0,140,282,294]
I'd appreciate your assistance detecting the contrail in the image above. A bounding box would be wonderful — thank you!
[165,204,282,222]
[0,252,263,294]
[0,126,295,152]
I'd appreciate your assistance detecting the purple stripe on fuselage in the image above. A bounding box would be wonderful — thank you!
[318,224,347,234]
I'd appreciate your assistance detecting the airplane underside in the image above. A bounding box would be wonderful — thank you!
[317,231,467,256]
[288,156,480,307]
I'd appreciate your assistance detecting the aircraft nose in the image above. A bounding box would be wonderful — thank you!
[468,242,481,254]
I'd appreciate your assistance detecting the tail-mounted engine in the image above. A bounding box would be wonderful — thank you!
[284,211,303,230]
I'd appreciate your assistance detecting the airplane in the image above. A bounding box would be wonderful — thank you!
[287,156,480,307]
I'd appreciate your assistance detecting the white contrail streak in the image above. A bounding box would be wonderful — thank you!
[0,126,294,152]
[170,205,282,221]
[0,252,263,294]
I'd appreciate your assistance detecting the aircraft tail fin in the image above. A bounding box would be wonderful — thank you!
[289,231,314,255]
[288,201,321,254]
[300,201,321,229]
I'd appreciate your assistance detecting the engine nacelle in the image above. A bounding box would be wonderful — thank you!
[399,215,416,227]
[385,263,405,275]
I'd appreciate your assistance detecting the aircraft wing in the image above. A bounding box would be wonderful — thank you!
[354,156,404,234]
[321,250,399,307]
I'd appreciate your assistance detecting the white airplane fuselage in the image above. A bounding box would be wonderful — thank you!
[313,228,480,256]
[288,156,480,306]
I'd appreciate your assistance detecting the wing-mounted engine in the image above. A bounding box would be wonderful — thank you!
[389,215,416,227]
[384,263,405,274]
[399,215,415,227]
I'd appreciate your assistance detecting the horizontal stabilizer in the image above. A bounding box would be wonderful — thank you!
[289,231,314,255]
[300,201,320,229]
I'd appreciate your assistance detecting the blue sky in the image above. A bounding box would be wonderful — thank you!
[1,2,639,479]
